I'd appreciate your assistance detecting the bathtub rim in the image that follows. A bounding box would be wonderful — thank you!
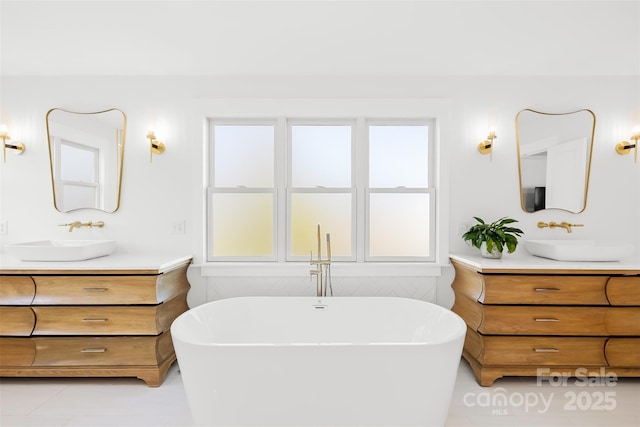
[171,296,467,348]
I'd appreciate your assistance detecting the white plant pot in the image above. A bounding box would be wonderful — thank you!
[480,242,503,259]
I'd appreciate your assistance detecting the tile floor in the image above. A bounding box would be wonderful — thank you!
[1,359,638,427]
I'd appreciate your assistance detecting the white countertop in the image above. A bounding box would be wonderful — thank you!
[450,251,640,273]
[0,252,193,273]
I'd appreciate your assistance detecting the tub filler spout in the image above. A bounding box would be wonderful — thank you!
[310,224,332,297]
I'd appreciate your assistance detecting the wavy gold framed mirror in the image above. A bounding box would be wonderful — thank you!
[46,108,126,213]
[516,109,596,213]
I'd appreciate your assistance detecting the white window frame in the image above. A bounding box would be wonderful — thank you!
[54,138,100,211]
[198,97,451,276]
[207,118,280,261]
[207,116,437,263]
[286,118,357,261]
[364,118,436,262]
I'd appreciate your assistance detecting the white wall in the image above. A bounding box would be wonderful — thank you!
[1,75,639,308]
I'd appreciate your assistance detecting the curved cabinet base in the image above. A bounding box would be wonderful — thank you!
[451,257,640,387]
[0,258,191,387]
[0,356,176,387]
[463,350,640,387]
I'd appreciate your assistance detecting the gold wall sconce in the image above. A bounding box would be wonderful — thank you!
[146,130,165,162]
[0,128,25,162]
[478,130,496,157]
[615,131,639,163]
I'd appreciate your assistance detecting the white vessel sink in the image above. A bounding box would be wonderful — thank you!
[5,240,116,262]
[525,240,633,262]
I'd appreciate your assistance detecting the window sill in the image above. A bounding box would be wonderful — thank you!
[195,262,443,277]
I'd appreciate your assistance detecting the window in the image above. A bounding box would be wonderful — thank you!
[366,122,434,260]
[207,117,435,262]
[54,139,100,212]
[288,121,355,260]
[208,121,277,260]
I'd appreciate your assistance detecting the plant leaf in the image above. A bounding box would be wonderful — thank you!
[463,216,522,254]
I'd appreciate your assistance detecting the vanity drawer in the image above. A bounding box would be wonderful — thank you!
[0,338,36,366]
[32,275,163,305]
[606,276,640,306]
[32,306,162,335]
[481,336,607,366]
[31,294,188,336]
[605,338,640,366]
[604,308,640,335]
[32,333,173,366]
[0,307,35,336]
[480,275,608,305]
[481,306,609,335]
[0,276,36,305]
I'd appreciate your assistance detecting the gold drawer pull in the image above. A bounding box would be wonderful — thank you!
[83,287,108,292]
[535,318,560,322]
[81,348,107,353]
[81,318,108,322]
[534,287,560,292]
[534,348,559,353]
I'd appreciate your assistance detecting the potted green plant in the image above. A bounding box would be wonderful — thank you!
[462,217,524,259]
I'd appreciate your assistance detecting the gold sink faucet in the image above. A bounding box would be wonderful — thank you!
[59,221,105,232]
[537,221,584,234]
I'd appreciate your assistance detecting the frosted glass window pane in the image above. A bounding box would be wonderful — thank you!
[291,125,351,187]
[369,125,428,188]
[61,143,96,182]
[63,185,96,211]
[369,193,430,257]
[214,125,274,187]
[211,193,273,257]
[290,193,351,257]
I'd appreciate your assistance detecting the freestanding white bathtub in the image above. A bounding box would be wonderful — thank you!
[171,296,466,426]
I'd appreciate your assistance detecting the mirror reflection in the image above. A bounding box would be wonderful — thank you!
[46,108,126,213]
[516,109,595,213]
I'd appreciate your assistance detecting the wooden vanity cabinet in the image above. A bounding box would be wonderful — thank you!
[0,259,191,386]
[451,258,640,386]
